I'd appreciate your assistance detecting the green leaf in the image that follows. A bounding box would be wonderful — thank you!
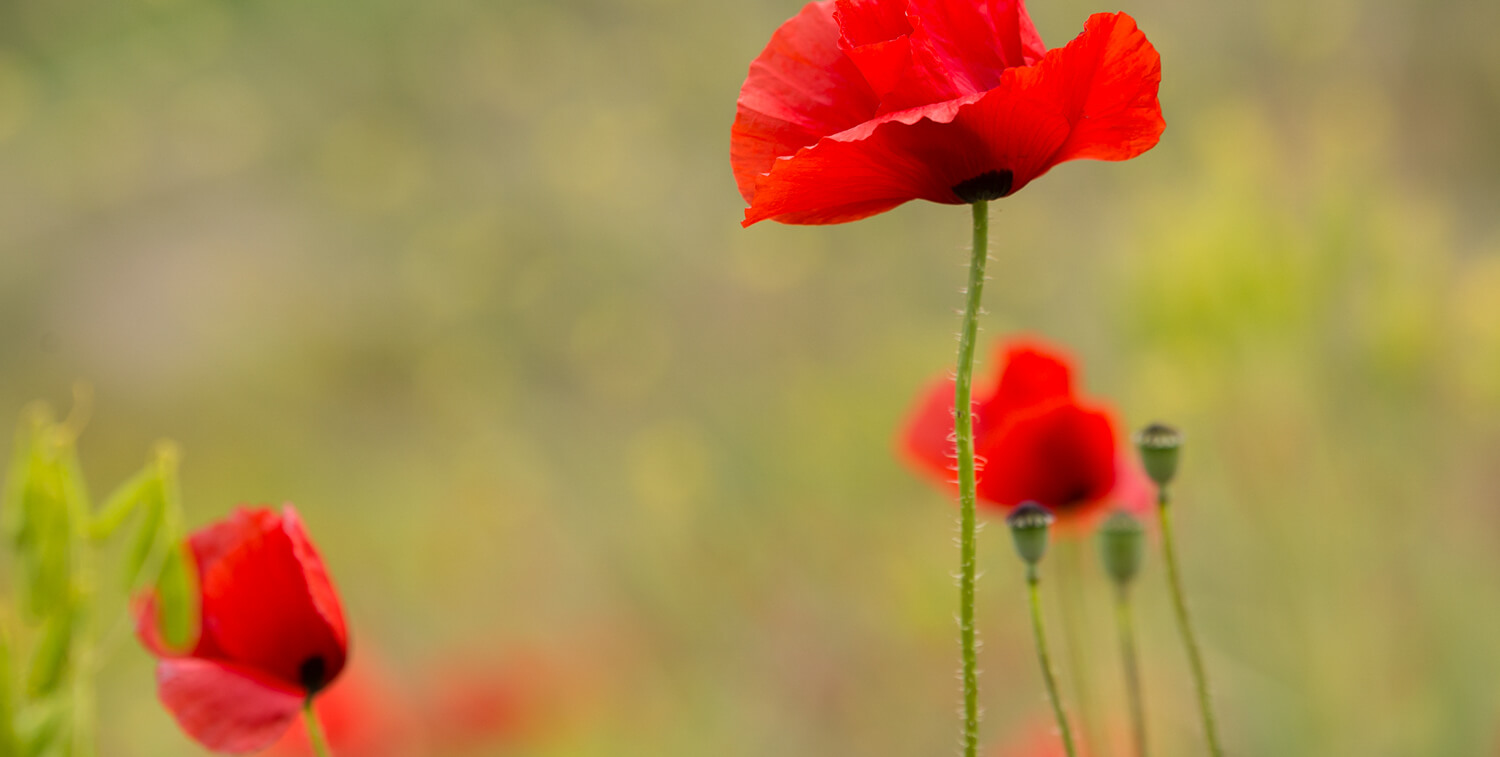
[14,697,65,757]
[87,469,155,543]
[1,414,36,545]
[16,461,71,623]
[120,494,164,594]
[0,625,20,757]
[52,443,91,533]
[24,611,70,700]
[130,442,198,650]
[153,544,197,651]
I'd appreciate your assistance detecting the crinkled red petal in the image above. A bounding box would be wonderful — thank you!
[879,0,1044,112]
[835,0,910,45]
[731,1,880,203]
[157,657,305,754]
[199,506,348,691]
[836,0,913,99]
[842,36,914,101]
[975,400,1119,520]
[741,11,1161,226]
[1039,12,1165,164]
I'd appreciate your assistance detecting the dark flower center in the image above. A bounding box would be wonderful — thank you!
[1058,482,1099,509]
[299,656,328,697]
[952,170,1014,203]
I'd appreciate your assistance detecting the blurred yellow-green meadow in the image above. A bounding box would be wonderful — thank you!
[1,0,1499,754]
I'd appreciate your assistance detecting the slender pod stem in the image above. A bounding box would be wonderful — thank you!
[1157,488,1224,757]
[1027,565,1078,757]
[1115,584,1148,757]
[304,700,333,757]
[954,199,991,757]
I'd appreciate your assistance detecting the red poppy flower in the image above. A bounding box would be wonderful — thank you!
[732,0,1164,225]
[137,505,349,754]
[899,337,1147,525]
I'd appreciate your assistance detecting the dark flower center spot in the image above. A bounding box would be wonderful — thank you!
[952,170,1014,203]
[299,656,327,697]
[1060,483,1096,508]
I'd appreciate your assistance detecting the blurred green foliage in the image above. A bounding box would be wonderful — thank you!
[0,399,192,756]
[0,0,1497,754]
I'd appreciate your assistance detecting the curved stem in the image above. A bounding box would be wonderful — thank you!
[954,199,991,757]
[1115,585,1148,757]
[1028,566,1077,757]
[1157,488,1224,757]
[303,701,332,757]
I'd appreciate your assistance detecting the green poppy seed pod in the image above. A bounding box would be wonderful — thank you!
[1135,422,1183,488]
[1006,502,1055,567]
[1097,511,1145,585]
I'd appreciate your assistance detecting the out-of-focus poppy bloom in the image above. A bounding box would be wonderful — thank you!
[732,0,1164,225]
[900,338,1149,526]
[988,718,1096,757]
[421,655,560,752]
[137,505,349,754]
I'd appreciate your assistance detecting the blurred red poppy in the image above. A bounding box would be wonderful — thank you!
[732,0,1163,225]
[421,655,559,752]
[137,505,349,753]
[988,718,1096,757]
[899,338,1148,525]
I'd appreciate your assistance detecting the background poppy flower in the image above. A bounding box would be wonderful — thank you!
[732,0,1164,225]
[420,653,564,752]
[899,338,1147,525]
[137,505,349,754]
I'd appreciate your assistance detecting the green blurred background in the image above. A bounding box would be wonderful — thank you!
[1,0,1498,753]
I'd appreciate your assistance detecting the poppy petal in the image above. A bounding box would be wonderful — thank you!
[281,508,350,654]
[879,0,1044,111]
[988,340,1075,418]
[134,592,188,658]
[1039,12,1165,164]
[742,11,1161,226]
[898,376,967,484]
[178,508,285,658]
[189,508,282,573]
[731,1,881,203]
[742,85,1059,224]
[976,400,1118,519]
[199,506,348,691]
[835,0,909,44]
[157,657,305,754]
[835,0,913,99]
[899,339,1073,490]
[1109,449,1158,517]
